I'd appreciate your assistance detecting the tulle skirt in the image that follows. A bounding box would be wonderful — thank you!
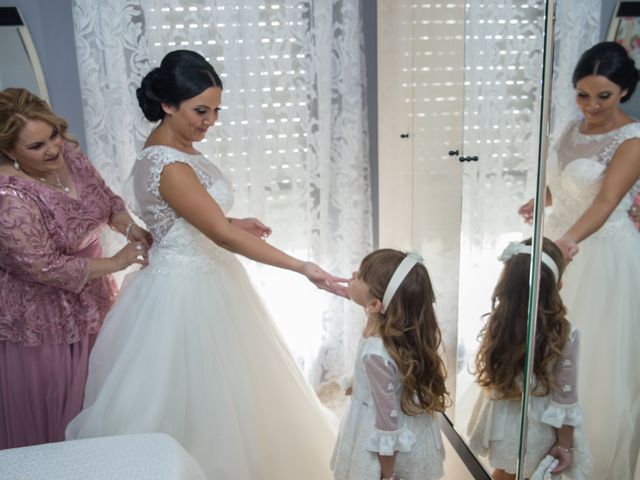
[557,229,640,479]
[65,247,336,479]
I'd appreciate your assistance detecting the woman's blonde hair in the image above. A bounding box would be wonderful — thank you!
[475,238,570,399]
[360,249,450,415]
[0,88,76,160]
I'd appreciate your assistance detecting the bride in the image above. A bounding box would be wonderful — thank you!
[66,49,346,479]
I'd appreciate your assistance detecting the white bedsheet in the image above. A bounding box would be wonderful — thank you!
[0,433,207,479]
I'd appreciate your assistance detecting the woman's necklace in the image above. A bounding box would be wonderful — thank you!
[11,159,71,193]
[33,172,70,193]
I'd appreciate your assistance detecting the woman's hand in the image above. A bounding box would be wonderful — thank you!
[630,198,640,229]
[518,198,535,224]
[555,235,579,262]
[548,443,572,474]
[229,217,272,239]
[113,241,149,270]
[126,223,153,247]
[301,262,349,298]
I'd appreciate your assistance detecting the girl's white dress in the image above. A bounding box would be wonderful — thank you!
[467,329,591,478]
[545,120,640,480]
[65,146,336,479]
[331,336,445,480]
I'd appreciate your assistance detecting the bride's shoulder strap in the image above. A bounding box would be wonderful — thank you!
[138,146,197,200]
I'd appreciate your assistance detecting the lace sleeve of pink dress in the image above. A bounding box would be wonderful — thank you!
[68,143,128,219]
[0,142,122,346]
[0,187,90,293]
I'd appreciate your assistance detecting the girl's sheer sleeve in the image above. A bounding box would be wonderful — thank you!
[541,329,583,428]
[0,189,90,293]
[363,353,416,455]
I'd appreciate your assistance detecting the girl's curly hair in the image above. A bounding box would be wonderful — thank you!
[360,249,450,415]
[475,238,570,399]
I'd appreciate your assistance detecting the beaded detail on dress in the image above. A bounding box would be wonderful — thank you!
[130,146,236,275]
[131,146,233,242]
[546,120,640,240]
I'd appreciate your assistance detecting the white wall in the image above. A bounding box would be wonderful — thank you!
[0,0,87,150]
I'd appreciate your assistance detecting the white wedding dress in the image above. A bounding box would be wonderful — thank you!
[545,121,640,480]
[66,146,336,479]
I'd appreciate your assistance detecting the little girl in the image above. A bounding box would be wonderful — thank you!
[331,249,449,480]
[467,238,591,479]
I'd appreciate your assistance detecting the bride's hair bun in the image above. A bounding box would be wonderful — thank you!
[136,50,223,122]
[136,68,165,122]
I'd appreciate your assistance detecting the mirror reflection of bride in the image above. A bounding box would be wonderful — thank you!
[542,42,640,480]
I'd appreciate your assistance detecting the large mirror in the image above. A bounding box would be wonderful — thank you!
[0,7,49,102]
[378,0,549,476]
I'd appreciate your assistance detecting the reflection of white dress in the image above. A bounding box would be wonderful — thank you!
[331,336,444,480]
[66,146,336,479]
[467,329,590,478]
[546,121,640,480]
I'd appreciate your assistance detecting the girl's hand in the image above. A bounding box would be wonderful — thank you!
[126,223,153,247]
[301,262,349,298]
[555,235,579,262]
[518,198,535,224]
[548,444,572,474]
[229,217,272,239]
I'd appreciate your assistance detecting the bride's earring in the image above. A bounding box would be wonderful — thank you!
[13,159,19,170]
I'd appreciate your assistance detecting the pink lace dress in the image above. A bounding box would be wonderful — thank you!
[0,142,127,449]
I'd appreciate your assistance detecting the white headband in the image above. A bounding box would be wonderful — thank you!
[381,251,424,314]
[498,242,559,282]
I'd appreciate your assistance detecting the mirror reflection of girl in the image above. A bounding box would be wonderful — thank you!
[467,239,591,480]
[331,249,449,480]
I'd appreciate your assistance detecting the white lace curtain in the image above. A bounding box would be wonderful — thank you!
[72,0,372,388]
[550,0,601,142]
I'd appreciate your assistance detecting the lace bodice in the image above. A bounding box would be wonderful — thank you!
[130,146,233,242]
[546,120,640,239]
[128,146,235,274]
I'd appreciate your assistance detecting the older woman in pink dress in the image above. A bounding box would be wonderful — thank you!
[0,88,151,449]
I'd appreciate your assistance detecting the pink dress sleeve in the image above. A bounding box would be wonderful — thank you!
[67,144,128,221]
[0,188,90,293]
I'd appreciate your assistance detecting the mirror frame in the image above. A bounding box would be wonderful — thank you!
[0,6,49,103]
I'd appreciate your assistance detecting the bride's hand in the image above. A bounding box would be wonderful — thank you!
[229,217,272,239]
[518,198,535,224]
[555,235,579,262]
[301,262,349,298]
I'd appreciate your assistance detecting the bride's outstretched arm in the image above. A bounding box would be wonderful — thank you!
[159,162,348,297]
[556,138,640,259]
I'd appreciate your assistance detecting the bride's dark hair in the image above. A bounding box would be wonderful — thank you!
[572,41,639,103]
[137,50,223,122]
